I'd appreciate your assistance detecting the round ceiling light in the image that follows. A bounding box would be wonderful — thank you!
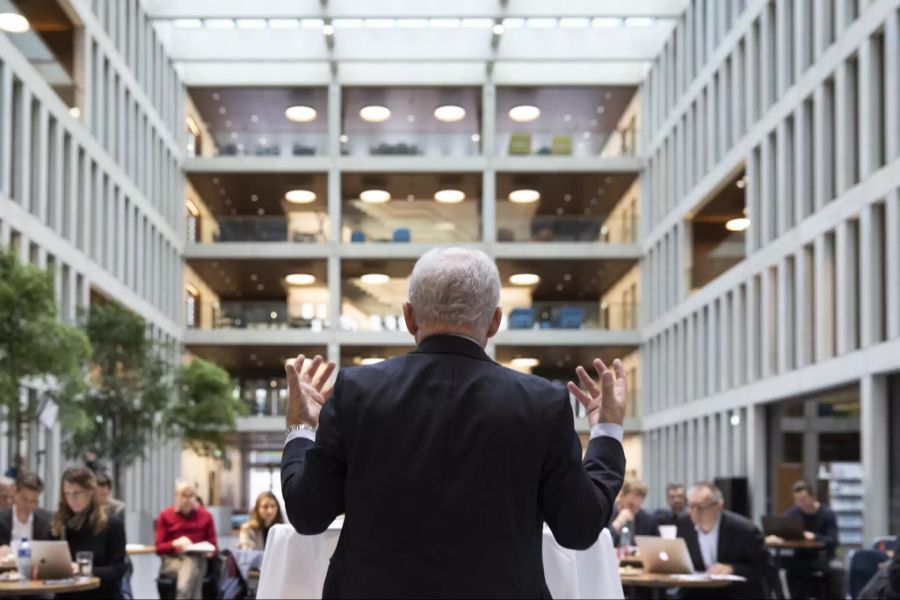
[508,189,541,204]
[508,104,541,122]
[284,189,317,204]
[509,273,540,286]
[725,217,750,232]
[433,105,466,122]
[0,13,29,33]
[359,105,391,122]
[359,189,391,203]
[510,357,540,369]
[434,189,466,204]
[285,273,316,286]
[285,105,317,123]
[360,273,390,285]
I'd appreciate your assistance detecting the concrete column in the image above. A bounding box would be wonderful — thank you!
[327,256,341,332]
[834,63,854,195]
[746,404,767,520]
[813,84,833,209]
[327,82,340,158]
[794,248,812,368]
[731,287,744,386]
[327,168,341,243]
[776,258,793,374]
[718,296,730,392]
[886,12,899,162]
[861,375,889,543]
[745,149,759,254]
[685,418,696,487]
[835,221,858,354]
[482,170,496,244]
[793,103,812,222]
[814,234,835,361]
[858,37,879,177]
[481,82,496,159]
[775,122,792,233]
[746,276,759,382]
[859,204,884,347]
[887,191,900,339]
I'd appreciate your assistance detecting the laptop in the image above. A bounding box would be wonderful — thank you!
[762,516,805,540]
[635,536,696,575]
[30,541,74,580]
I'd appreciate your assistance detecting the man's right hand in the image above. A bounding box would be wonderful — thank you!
[285,354,336,429]
[567,358,627,427]
[172,536,193,552]
[612,508,635,531]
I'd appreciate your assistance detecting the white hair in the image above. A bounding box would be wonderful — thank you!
[408,247,500,334]
[688,481,724,503]
[0,476,14,490]
[175,478,195,493]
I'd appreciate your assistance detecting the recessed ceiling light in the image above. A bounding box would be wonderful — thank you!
[322,23,335,35]
[359,357,385,365]
[359,189,391,203]
[471,133,481,142]
[434,189,466,203]
[284,104,317,123]
[726,217,750,232]
[511,357,540,369]
[508,189,541,203]
[340,134,349,143]
[435,222,456,231]
[285,189,317,204]
[434,105,466,122]
[509,273,540,286]
[360,105,391,122]
[285,273,316,285]
[509,105,540,122]
[360,273,390,284]
[69,107,81,118]
[492,23,505,35]
[0,13,29,33]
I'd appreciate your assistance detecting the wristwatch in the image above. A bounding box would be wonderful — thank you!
[286,423,316,438]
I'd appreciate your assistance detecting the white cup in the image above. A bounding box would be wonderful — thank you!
[659,525,677,540]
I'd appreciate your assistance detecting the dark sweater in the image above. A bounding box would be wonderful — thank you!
[55,513,127,599]
[608,507,660,545]
[784,504,839,562]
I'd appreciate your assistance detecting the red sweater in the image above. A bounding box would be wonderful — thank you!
[155,505,218,555]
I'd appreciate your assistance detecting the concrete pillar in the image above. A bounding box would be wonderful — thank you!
[860,375,889,544]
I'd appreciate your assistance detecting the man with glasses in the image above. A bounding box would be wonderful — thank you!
[675,481,767,599]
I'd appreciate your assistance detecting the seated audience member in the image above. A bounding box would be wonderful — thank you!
[51,467,126,599]
[608,478,660,545]
[155,480,218,600]
[677,481,768,599]
[775,480,838,597]
[94,471,126,520]
[655,482,688,526]
[0,471,52,555]
[0,477,15,510]
[239,491,284,551]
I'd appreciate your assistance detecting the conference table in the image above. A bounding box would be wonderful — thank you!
[619,567,736,600]
[0,576,100,596]
[258,519,624,599]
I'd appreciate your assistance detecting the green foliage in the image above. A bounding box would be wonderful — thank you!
[0,249,90,451]
[167,358,247,457]
[59,302,172,488]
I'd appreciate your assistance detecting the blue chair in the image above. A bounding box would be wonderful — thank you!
[393,228,410,242]
[350,230,365,242]
[509,308,535,329]
[846,549,888,599]
[872,536,898,552]
[555,306,585,329]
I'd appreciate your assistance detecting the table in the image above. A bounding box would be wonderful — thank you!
[619,555,643,568]
[126,544,157,555]
[0,576,100,596]
[619,567,735,600]
[258,521,624,599]
[766,539,826,598]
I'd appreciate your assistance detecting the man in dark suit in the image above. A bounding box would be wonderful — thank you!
[676,481,768,600]
[281,247,628,598]
[608,478,659,545]
[655,482,688,526]
[0,471,52,554]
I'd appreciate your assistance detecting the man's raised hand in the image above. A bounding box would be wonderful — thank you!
[566,358,627,427]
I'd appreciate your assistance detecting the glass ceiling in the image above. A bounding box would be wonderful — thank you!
[146,0,690,86]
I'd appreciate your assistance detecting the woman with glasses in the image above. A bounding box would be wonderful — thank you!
[51,466,127,599]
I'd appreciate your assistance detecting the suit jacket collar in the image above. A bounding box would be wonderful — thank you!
[412,334,494,363]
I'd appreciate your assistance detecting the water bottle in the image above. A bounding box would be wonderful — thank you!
[16,538,31,580]
[620,522,633,553]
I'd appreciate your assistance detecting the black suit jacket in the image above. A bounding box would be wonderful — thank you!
[282,335,626,599]
[0,508,53,546]
[676,510,768,600]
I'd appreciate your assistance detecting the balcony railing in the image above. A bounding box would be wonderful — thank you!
[496,214,638,243]
[202,216,328,243]
[504,302,638,331]
[209,301,328,330]
[498,128,638,158]
[199,133,329,158]
[341,132,481,158]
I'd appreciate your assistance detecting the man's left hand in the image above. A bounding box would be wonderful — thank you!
[285,354,336,428]
[707,563,734,576]
[803,531,816,541]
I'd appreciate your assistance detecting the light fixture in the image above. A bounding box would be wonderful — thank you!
[509,273,540,286]
[434,105,466,122]
[285,189,317,204]
[322,23,335,35]
[359,189,391,203]
[360,273,390,284]
[508,105,541,122]
[492,23,505,35]
[185,283,200,296]
[360,105,391,122]
[730,413,741,427]
[511,357,540,369]
[69,107,81,118]
[340,134,349,143]
[185,200,200,216]
[359,357,385,365]
[508,189,541,203]
[285,273,316,285]
[186,116,200,136]
[725,217,750,232]
[285,105,317,123]
[434,189,466,204]
[0,13,29,33]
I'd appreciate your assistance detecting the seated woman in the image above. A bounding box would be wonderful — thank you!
[239,491,284,551]
[52,466,127,599]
